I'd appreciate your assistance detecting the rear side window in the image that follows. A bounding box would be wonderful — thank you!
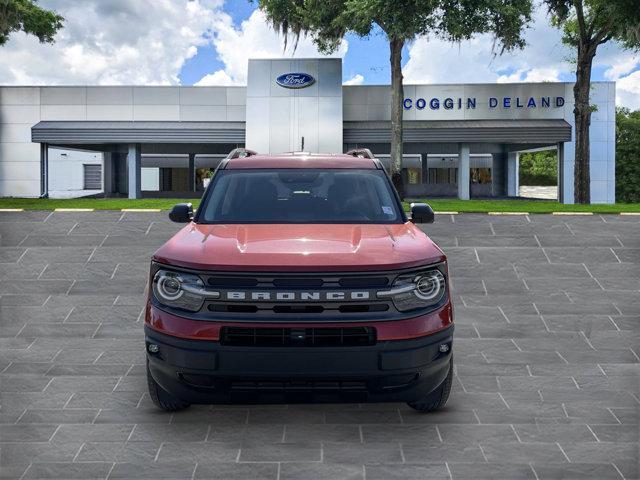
[200,169,402,224]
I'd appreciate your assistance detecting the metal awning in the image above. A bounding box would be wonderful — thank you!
[344,119,572,144]
[32,121,246,144]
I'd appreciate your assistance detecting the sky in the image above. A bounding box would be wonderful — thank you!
[0,0,638,108]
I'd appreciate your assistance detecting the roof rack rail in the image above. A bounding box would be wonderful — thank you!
[226,148,258,160]
[345,148,375,159]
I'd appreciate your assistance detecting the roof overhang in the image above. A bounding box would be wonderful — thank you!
[32,121,246,144]
[344,119,572,144]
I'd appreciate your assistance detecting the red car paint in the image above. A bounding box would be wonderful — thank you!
[145,153,452,341]
[146,302,453,341]
[226,153,377,170]
[152,223,446,272]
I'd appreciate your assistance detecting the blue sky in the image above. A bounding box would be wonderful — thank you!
[178,0,624,87]
[0,0,637,107]
[179,2,401,86]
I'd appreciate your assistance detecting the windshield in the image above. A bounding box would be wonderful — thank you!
[199,169,403,224]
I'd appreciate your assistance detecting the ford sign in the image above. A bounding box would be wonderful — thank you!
[276,73,315,89]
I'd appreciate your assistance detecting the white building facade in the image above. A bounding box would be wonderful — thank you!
[0,58,616,203]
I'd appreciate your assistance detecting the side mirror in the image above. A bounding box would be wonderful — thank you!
[169,203,193,223]
[410,203,435,224]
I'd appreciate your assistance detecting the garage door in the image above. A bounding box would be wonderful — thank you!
[83,164,102,190]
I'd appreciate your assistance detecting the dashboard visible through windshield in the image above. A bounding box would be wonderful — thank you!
[198,169,403,224]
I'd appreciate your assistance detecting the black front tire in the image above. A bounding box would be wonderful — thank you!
[147,362,190,412]
[407,360,453,412]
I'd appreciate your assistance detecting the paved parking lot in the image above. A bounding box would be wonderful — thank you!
[0,211,638,479]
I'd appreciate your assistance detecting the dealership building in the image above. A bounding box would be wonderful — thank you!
[0,58,616,203]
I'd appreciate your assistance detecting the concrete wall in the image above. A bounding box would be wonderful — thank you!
[0,86,247,197]
[245,59,343,154]
[48,148,103,192]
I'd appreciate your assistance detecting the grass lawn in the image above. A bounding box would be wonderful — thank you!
[405,199,640,214]
[0,198,201,211]
[1,197,640,213]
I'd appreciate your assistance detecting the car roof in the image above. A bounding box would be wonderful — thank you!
[224,153,379,170]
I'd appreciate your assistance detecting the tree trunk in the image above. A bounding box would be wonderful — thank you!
[573,45,595,204]
[389,36,405,199]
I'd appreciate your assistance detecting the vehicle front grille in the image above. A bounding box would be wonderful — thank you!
[220,326,377,347]
[200,272,396,320]
[230,379,368,392]
[207,303,389,315]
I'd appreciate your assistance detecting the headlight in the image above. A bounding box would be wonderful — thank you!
[152,269,208,312]
[378,268,446,312]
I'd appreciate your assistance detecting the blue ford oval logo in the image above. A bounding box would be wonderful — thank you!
[276,72,315,89]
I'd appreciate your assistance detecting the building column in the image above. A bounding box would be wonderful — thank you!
[557,142,565,203]
[103,152,113,195]
[40,143,49,198]
[507,151,519,197]
[457,143,470,200]
[127,143,141,199]
[188,153,196,192]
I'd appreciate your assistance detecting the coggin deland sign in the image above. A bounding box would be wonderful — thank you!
[275,70,566,112]
[403,95,565,110]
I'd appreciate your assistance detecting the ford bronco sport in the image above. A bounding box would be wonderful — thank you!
[145,149,453,412]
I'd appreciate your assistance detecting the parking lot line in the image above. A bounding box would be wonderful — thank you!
[121,209,163,212]
[552,212,594,215]
[54,208,95,212]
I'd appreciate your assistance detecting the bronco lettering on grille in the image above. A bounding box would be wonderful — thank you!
[225,291,371,301]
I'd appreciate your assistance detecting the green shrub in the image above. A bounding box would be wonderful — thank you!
[616,108,640,203]
[519,150,558,186]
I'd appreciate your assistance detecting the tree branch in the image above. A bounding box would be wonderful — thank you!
[593,19,615,45]
[573,0,588,43]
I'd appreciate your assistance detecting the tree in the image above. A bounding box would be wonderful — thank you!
[519,150,558,186]
[544,0,640,204]
[0,0,64,46]
[615,107,640,203]
[258,0,532,197]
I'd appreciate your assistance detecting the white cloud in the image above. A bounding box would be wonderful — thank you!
[196,9,348,86]
[616,70,640,110]
[604,54,639,81]
[403,9,572,85]
[343,74,364,85]
[497,67,561,83]
[195,70,237,86]
[0,0,225,85]
[402,6,639,108]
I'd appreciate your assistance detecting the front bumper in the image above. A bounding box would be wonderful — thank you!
[145,324,453,404]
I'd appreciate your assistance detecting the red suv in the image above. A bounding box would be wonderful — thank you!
[145,150,453,412]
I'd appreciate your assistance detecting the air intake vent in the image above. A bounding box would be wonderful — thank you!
[339,277,389,288]
[207,277,258,287]
[220,327,376,347]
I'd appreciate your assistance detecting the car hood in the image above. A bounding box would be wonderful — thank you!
[153,223,445,272]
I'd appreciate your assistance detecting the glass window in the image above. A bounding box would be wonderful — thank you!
[428,168,457,185]
[199,169,402,224]
[471,168,492,184]
[406,168,421,185]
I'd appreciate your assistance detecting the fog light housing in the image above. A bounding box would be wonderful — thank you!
[147,343,160,354]
[438,343,450,353]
